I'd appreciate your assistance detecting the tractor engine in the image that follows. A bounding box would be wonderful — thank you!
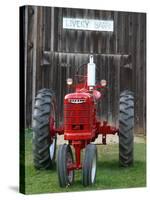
[64,92,96,141]
[64,55,97,142]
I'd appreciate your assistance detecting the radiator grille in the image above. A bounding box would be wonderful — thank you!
[64,103,90,131]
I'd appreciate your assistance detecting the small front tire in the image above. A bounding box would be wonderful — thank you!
[57,144,74,187]
[82,144,97,186]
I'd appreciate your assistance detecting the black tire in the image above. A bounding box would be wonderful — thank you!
[82,144,97,186]
[119,90,134,167]
[57,144,74,187]
[32,88,57,169]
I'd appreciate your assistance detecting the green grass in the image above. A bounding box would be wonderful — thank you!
[24,131,146,194]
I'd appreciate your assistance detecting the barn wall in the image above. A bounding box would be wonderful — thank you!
[23,6,146,134]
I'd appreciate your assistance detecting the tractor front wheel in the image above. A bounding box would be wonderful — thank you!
[57,144,74,187]
[82,144,97,186]
[119,90,134,167]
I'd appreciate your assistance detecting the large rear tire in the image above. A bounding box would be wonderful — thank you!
[32,88,57,169]
[119,90,134,167]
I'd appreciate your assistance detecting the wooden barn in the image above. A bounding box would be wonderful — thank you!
[20,6,146,134]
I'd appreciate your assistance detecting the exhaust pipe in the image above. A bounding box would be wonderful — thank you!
[87,55,96,88]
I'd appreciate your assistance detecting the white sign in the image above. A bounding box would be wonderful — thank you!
[63,18,114,32]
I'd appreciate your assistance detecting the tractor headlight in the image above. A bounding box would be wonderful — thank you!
[100,79,107,87]
[66,78,73,85]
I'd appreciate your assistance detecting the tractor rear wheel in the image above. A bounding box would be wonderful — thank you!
[57,144,74,187]
[119,90,134,167]
[32,88,57,169]
[82,144,97,186]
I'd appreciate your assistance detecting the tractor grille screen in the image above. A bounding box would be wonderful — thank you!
[64,103,90,131]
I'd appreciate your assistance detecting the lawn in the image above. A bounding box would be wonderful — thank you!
[24,130,146,194]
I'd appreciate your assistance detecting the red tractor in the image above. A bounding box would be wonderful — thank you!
[32,55,134,187]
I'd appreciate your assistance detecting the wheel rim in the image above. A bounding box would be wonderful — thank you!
[67,152,74,183]
[49,103,56,160]
[49,136,56,160]
[91,154,96,183]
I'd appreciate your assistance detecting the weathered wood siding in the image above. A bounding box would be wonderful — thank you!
[22,6,146,134]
